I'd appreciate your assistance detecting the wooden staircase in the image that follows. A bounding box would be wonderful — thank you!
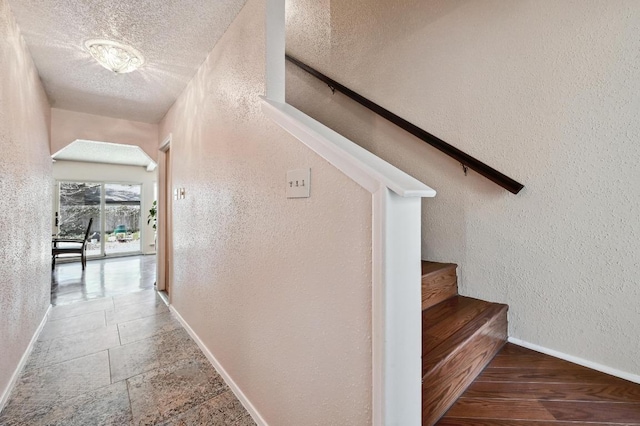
[422,261,508,425]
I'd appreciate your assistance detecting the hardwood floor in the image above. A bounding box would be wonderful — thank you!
[437,343,640,425]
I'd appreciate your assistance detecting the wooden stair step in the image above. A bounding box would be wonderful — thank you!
[422,296,508,425]
[422,261,458,310]
[422,297,502,371]
[422,296,478,333]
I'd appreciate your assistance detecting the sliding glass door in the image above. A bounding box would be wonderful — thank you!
[58,182,102,257]
[57,181,142,257]
[104,183,141,255]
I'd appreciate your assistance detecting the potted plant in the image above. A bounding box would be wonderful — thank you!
[147,200,157,230]
[147,200,157,251]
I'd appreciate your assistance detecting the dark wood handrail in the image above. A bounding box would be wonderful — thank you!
[285,54,524,195]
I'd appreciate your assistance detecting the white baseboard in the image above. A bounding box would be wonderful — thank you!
[169,306,268,426]
[508,337,640,384]
[0,304,52,412]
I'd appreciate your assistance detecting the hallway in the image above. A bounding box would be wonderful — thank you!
[0,258,255,425]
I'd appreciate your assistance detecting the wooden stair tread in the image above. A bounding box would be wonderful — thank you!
[422,296,507,376]
[423,296,493,350]
[422,296,478,333]
[422,305,508,425]
[422,261,457,276]
[420,260,509,425]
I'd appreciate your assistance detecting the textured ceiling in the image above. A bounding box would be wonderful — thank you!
[7,0,247,123]
[52,140,157,170]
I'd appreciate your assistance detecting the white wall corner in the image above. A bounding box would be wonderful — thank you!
[169,306,269,426]
[0,305,52,412]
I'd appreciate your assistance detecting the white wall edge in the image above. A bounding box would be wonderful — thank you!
[157,133,171,294]
[159,133,172,152]
[371,190,384,426]
[169,305,268,426]
[0,304,52,412]
[260,98,436,198]
[265,0,285,102]
[508,337,640,385]
[263,4,431,424]
[52,139,158,170]
[372,188,423,426]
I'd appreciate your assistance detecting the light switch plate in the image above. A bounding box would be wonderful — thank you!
[286,168,310,198]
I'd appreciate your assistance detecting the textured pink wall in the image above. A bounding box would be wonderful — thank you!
[50,108,159,161]
[159,0,373,423]
[0,0,52,400]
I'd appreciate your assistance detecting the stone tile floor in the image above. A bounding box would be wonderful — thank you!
[51,255,157,306]
[0,289,256,425]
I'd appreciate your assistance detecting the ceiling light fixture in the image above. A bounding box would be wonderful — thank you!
[85,39,145,74]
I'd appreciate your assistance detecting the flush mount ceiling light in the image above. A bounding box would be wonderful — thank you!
[85,39,145,74]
